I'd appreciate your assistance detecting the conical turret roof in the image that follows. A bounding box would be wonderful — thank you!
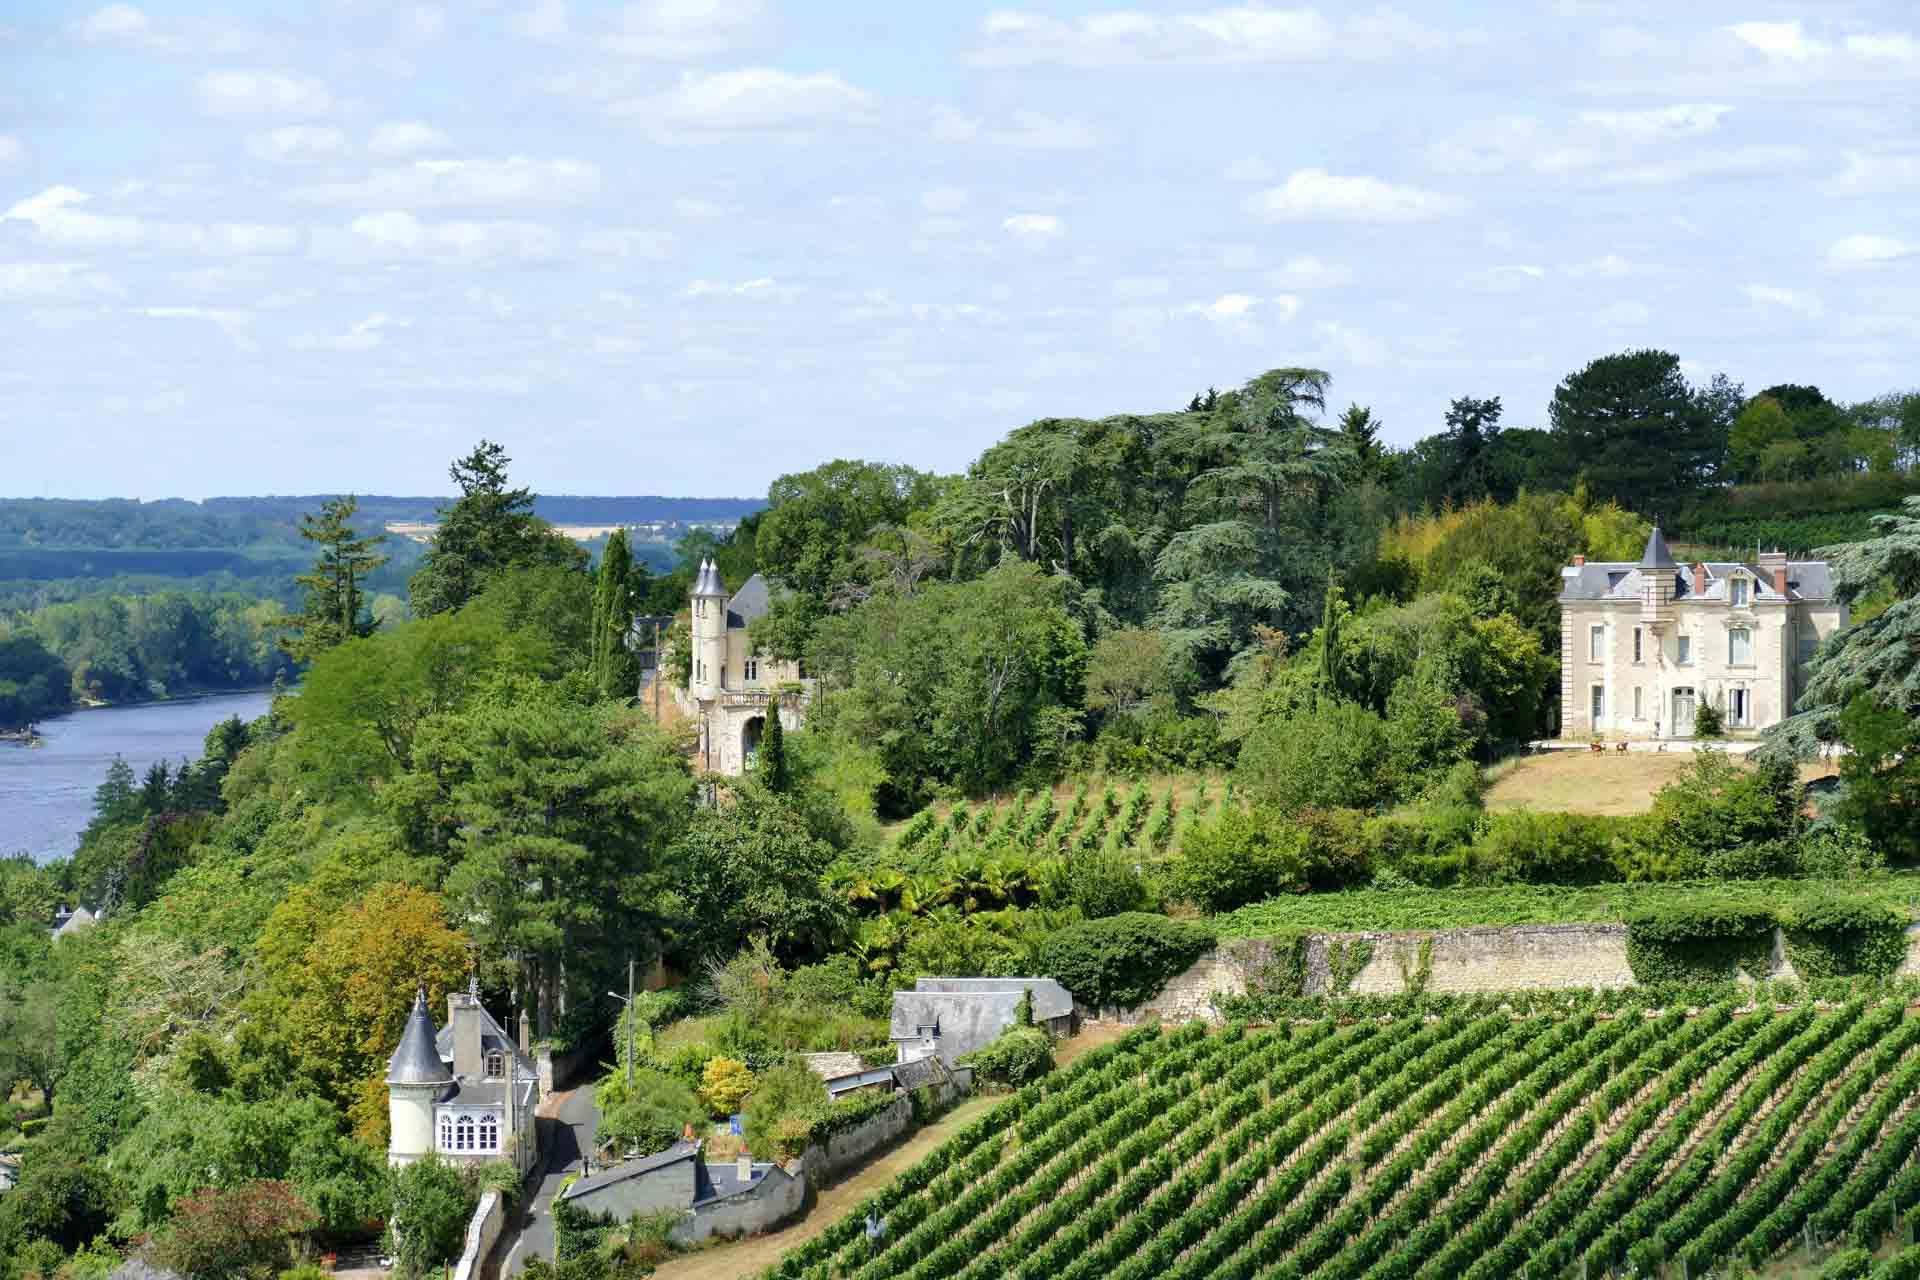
[694,558,727,597]
[387,988,451,1085]
[1638,526,1677,570]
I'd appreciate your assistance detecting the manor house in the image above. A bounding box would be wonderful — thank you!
[385,983,539,1175]
[677,560,813,776]
[1557,528,1846,742]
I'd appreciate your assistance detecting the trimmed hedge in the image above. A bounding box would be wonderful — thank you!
[1625,904,1776,983]
[1785,899,1909,980]
[1037,912,1216,1010]
[959,1026,1055,1087]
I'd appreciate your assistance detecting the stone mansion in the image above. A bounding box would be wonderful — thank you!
[385,983,539,1175]
[1558,528,1846,742]
[676,560,814,776]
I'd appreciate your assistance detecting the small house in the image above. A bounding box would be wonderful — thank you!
[890,977,1075,1065]
[558,1140,802,1244]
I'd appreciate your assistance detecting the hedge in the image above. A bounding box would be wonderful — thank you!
[1625,904,1777,984]
[1784,899,1910,980]
[959,1026,1054,1087]
[1037,912,1217,1010]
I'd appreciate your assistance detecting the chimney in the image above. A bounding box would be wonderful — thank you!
[1758,548,1789,597]
[737,1151,754,1181]
[1692,563,1706,596]
[1572,554,1585,567]
[449,979,483,1080]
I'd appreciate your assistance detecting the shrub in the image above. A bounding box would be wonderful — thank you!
[1820,1246,1873,1280]
[151,1180,319,1280]
[1625,903,1777,983]
[388,1160,474,1277]
[698,1057,754,1117]
[959,1026,1054,1087]
[1693,699,1725,738]
[1472,810,1620,885]
[1168,806,1307,912]
[743,1060,830,1161]
[1236,699,1394,813]
[1037,912,1215,1010]
[596,1068,706,1159]
[1795,825,1886,879]
[1294,807,1375,890]
[1063,847,1150,918]
[1615,751,1800,880]
[1784,898,1908,979]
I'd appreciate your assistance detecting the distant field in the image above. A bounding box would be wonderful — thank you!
[769,1007,1920,1280]
[1484,750,1839,816]
[878,772,1232,862]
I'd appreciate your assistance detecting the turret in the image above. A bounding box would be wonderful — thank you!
[386,988,450,1166]
[691,559,727,700]
[1638,526,1676,628]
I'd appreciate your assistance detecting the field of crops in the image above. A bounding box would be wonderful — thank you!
[889,775,1229,863]
[769,1004,1920,1280]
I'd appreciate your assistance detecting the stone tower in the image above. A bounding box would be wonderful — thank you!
[386,988,450,1167]
[690,559,727,701]
[1638,525,1676,632]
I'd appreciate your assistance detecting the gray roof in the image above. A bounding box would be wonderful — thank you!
[440,1078,538,1111]
[913,977,1074,1020]
[388,990,452,1085]
[694,559,727,598]
[1638,526,1677,569]
[889,1056,950,1091]
[561,1141,699,1201]
[725,573,772,630]
[1560,559,1834,604]
[889,978,1076,1050]
[433,1004,536,1083]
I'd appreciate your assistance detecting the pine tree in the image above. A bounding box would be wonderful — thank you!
[282,495,388,663]
[590,528,638,700]
[759,704,790,793]
[92,756,138,824]
[409,440,578,617]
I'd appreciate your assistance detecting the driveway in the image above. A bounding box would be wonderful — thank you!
[500,1083,599,1274]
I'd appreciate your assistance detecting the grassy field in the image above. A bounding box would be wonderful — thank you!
[1483,750,1841,816]
[767,1006,1920,1279]
[1212,873,1920,935]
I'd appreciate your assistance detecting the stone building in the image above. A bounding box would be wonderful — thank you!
[1557,527,1846,742]
[678,560,813,776]
[890,977,1076,1064]
[385,983,540,1175]
[556,1140,801,1245]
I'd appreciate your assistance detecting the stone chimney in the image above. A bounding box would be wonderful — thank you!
[736,1150,754,1181]
[1572,554,1585,567]
[449,978,484,1080]
[1692,563,1706,596]
[1758,549,1789,597]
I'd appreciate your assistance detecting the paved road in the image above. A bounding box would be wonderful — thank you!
[500,1084,599,1274]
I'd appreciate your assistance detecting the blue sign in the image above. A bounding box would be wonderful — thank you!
[729,1114,744,1136]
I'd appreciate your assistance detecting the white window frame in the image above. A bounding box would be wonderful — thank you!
[1589,624,1604,662]
[438,1114,454,1151]
[479,1114,499,1152]
[744,658,759,683]
[485,1050,504,1079]
[455,1114,476,1152]
[1729,628,1753,667]
[1731,577,1749,608]
[1677,634,1692,665]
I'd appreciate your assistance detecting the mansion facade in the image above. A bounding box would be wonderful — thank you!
[676,560,814,776]
[1557,528,1846,742]
[385,984,539,1174]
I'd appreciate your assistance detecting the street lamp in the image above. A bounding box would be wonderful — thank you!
[607,957,637,1093]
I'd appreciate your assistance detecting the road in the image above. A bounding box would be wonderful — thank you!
[500,1083,599,1274]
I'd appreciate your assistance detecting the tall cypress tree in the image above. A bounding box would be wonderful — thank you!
[590,528,637,700]
[759,703,790,793]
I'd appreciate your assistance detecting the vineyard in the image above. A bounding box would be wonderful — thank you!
[769,1003,1920,1279]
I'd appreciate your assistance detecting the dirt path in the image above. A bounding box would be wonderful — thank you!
[653,1027,1124,1280]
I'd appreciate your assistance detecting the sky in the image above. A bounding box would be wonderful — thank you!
[1,1,1917,501]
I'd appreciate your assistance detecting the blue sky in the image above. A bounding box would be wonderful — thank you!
[2,1,1917,500]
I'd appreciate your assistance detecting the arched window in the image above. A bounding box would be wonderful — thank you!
[438,1114,453,1151]
[479,1114,499,1152]
[485,1050,505,1078]
[455,1114,476,1152]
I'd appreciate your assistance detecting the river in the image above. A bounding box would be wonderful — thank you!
[0,690,276,864]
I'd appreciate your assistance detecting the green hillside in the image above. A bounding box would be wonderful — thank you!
[771,1003,1920,1279]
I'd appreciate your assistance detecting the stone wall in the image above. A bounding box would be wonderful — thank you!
[1097,920,1920,1024]
[451,1189,505,1280]
[799,1096,912,1189]
[536,1038,602,1097]
[676,1168,806,1245]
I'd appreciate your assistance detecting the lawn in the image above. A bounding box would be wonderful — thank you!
[1483,749,1839,816]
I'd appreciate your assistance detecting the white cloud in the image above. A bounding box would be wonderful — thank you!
[398,6,446,43]
[580,227,676,258]
[324,210,561,262]
[1743,283,1822,317]
[972,6,1458,67]
[136,305,256,349]
[1002,212,1064,239]
[614,69,873,141]
[247,125,348,164]
[1727,20,1821,61]
[75,4,150,43]
[1832,150,1920,193]
[1569,253,1634,278]
[511,0,569,41]
[196,71,332,119]
[1315,320,1386,366]
[1248,169,1465,222]
[1267,255,1348,289]
[603,0,767,59]
[1187,292,1301,327]
[77,4,260,54]
[1827,234,1916,265]
[369,121,451,157]
[291,157,601,208]
[0,262,119,299]
[1111,276,1169,300]
[0,135,23,172]
[685,276,795,300]
[1577,104,1729,143]
[1846,32,1920,62]
[930,106,1102,149]
[293,312,405,351]
[3,186,144,247]
[922,187,968,214]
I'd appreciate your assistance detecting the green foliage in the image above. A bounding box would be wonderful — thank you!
[150,1179,319,1280]
[0,631,71,728]
[664,785,844,964]
[587,527,639,702]
[1693,698,1724,738]
[25,591,295,706]
[281,496,388,664]
[1820,1246,1874,1280]
[1170,806,1308,912]
[1783,899,1908,980]
[1237,699,1393,813]
[958,1025,1054,1087]
[758,704,791,793]
[1036,912,1214,1010]
[1062,847,1149,919]
[391,1158,475,1277]
[596,1068,705,1160]
[1548,348,1718,512]
[1624,903,1777,983]
[742,1059,830,1160]
[409,440,584,618]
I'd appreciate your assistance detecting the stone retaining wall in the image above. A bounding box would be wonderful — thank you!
[799,1096,913,1189]
[452,1189,505,1280]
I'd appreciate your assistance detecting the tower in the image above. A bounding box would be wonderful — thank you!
[387,988,450,1166]
[691,558,727,701]
[1638,525,1676,630]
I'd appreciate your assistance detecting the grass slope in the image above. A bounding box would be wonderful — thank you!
[769,1004,1920,1279]
[1482,751,1839,817]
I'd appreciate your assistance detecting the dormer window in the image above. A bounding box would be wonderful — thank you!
[485,1050,505,1079]
[1730,577,1749,607]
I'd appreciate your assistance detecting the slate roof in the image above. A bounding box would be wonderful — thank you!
[889,979,1077,1061]
[889,1056,950,1091]
[911,977,1075,1021]
[1560,560,1834,604]
[1638,526,1678,569]
[560,1141,700,1201]
[725,573,772,630]
[387,990,453,1085]
[433,1004,536,1083]
[441,1077,539,1111]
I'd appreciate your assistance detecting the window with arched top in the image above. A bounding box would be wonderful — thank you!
[485,1050,505,1078]
[438,1114,453,1151]
[455,1114,476,1152]
[479,1114,499,1152]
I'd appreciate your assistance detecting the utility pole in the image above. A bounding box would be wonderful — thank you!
[625,956,636,1093]
[652,619,662,722]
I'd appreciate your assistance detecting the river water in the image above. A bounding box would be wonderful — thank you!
[0,690,276,864]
